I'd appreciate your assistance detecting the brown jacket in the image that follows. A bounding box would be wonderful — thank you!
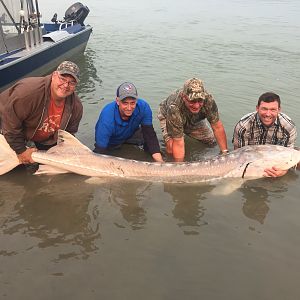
[0,75,83,154]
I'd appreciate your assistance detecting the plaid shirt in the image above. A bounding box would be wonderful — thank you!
[232,112,297,148]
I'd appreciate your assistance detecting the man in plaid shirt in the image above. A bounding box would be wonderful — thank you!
[232,92,297,177]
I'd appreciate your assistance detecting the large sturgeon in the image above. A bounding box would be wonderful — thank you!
[1,130,299,182]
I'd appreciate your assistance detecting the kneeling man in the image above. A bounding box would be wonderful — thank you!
[94,82,163,162]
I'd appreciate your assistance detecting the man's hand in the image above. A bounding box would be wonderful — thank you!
[17,148,37,164]
[263,166,288,178]
[152,152,164,163]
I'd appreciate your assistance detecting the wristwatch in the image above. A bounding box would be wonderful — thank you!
[220,149,229,155]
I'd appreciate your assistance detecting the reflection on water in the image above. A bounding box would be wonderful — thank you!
[1,169,298,254]
[1,169,300,299]
[0,179,26,228]
[163,184,213,235]
[93,180,150,230]
[0,172,100,260]
[240,172,298,224]
[76,48,102,98]
[241,185,270,224]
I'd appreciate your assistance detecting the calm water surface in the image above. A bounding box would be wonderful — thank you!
[1,0,300,299]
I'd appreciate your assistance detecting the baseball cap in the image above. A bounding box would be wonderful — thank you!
[56,61,80,83]
[116,82,138,100]
[183,78,208,101]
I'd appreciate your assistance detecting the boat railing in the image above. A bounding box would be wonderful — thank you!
[59,21,74,30]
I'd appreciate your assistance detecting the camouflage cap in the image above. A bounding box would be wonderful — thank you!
[183,78,208,101]
[56,61,80,83]
[116,82,138,100]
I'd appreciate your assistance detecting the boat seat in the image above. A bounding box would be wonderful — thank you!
[42,24,82,42]
[63,24,82,34]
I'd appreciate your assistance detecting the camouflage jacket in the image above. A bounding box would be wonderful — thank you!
[158,89,219,138]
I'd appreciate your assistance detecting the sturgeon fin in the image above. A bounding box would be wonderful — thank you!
[211,178,245,195]
[0,134,20,175]
[54,130,92,153]
[35,164,71,175]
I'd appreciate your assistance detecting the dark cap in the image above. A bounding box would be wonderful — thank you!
[56,61,80,82]
[183,78,208,101]
[116,82,138,100]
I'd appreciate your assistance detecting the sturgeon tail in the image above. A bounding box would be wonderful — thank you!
[0,134,20,175]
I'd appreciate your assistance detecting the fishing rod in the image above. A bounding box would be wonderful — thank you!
[0,0,21,33]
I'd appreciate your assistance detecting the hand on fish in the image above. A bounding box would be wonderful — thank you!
[17,147,37,164]
[263,166,288,178]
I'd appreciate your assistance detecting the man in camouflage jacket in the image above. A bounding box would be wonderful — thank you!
[158,78,228,162]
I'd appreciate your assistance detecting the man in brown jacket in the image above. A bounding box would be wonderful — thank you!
[0,61,83,164]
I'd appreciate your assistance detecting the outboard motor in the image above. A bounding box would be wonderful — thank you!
[64,2,90,26]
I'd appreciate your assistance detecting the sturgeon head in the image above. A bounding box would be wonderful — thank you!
[226,145,300,179]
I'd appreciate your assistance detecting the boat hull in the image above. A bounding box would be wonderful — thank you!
[0,26,92,91]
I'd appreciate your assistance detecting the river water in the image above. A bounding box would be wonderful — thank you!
[1,0,300,299]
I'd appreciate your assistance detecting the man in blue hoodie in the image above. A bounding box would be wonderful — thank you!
[94,82,163,162]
